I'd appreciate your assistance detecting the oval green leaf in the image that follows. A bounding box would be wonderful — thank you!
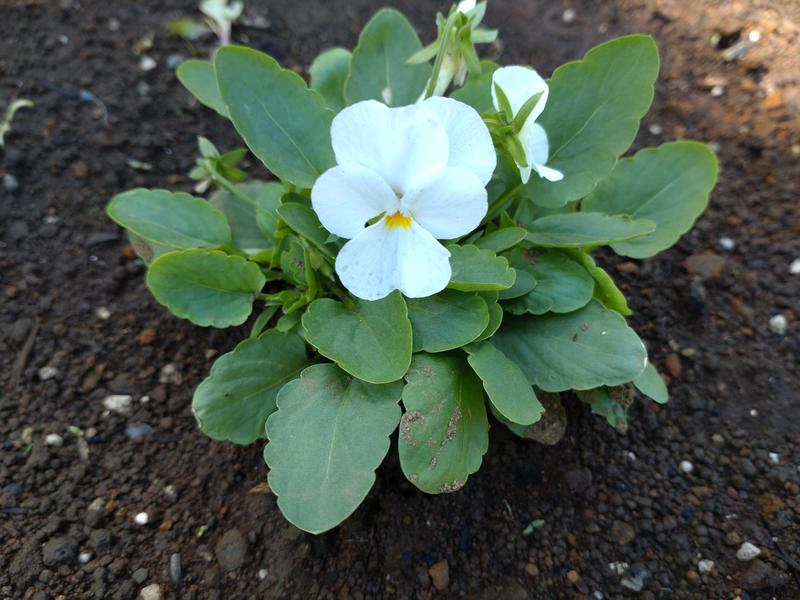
[209,181,283,254]
[406,290,489,353]
[310,47,352,112]
[277,202,339,259]
[176,58,229,118]
[526,212,656,248]
[264,363,402,533]
[448,244,516,291]
[474,226,528,253]
[565,249,631,316]
[146,249,265,327]
[634,362,669,404]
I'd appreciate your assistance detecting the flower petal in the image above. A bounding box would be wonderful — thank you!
[533,163,564,182]
[491,66,549,123]
[311,164,397,239]
[330,100,449,194]
[519,122,563,182]
[336,220,451,300]
[402,167,488,239]
[423,96,497,185]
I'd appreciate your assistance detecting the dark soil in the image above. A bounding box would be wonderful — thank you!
[2,0,799,599]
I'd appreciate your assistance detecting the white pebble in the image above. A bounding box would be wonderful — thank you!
[768,452,780,464]
[680,460,694,474]
[736,542,761,561]
[648,123,663,135]
[79,551,92,564]
[139,55,157,72]
[769,314,787,335]
[609,561,629,575]
[96,306,111,320]
[711,85,725,97]
[698,559,715,573]
[562,8,576,23]
[789,258,800,274]
[626,451,636,461]
[103,394,133,415]
[719,237,736,251]
[45,433,64,447]
[748,30,761,42]
[134,512,149,525]
[593,592,604,600]
[140,584,163,600]
[258,568,268,580]
[159,363,182,385]
[750,409,758,417]
[38,366,59,381]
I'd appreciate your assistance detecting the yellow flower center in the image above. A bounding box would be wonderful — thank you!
[384,211,412,229]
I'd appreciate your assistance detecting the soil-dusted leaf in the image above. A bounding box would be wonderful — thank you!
[582,141,719,258]
[146,249,265,327]
[520,35,660,208]
[577,386,634,433]
[310,47,352,112]
[215,46,335,188]
[491,391,566,445]
[450,60,499,114]
[399,353,489,494]
[406,290,489,353]
[526,212,655,248]
[504,248,594,315]
[634,362,669,404]
[475,292,503,342]
[209,181,283,254]
[107,188,231,250]
[565,249,631,316]
[466,341,543,426]
[448,244,516,291]
[474,226,527,253]
[277,202,338,259]
[192,330,309,444]
[302,292,412,383]
[345,9,431,106]
[176,59,229,117]
[264,363,402,533]
[492,300,647,392]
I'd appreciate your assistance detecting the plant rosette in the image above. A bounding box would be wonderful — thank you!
[107,1,718,533]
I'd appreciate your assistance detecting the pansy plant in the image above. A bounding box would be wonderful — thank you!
[108,2,718,533]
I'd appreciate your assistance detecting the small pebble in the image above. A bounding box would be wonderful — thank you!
[749,30,761,42]
[789,258,800,274]
[562,8,576,22]
[45,433,63,447]
[609,561,629,575]
[140,584,163,600]
[96,306,111,320]
[103,394,133,415]
[680,460,694,474]
[108,17,120,31]
[79,551,92,564]
[768,314,787,335]
[258,568,268,580]
[566,570,580,584]
[139,55,157,71]
[3,173,19,192]
[698,559,715,573]
[134,512,149,526]
[38,366,59,380]
[768,452,779,464]
[648,123,663,135]
[169,553,183,589]
[710,85,725,97]
[719,237,736,251]
[736,542,761,561]
[125,422,154,440]
[750,409,758,417]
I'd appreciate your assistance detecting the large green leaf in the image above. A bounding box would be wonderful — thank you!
[406,290,488,353]
[474,226,527,253]
[448,244,516,291]
[466,341,543,426]
[520,35,660,208]
[192,330,309,444]
[582,141,719,258]
[345,9,431,106]
[399,354,489,493]
[302,292,412,383]
[107,188,231,250]
[526,212,655,248]
[504,248,594,315]
[634,362,669,404]
[146,249,265,327]
[209,181,283,254]
[264,363,402,533]
[565,249,631,315]
[277,202,339,259]
[450,60,499,114]
[475,292,503,342]
[176,59,229,117]
[215,46,335,188]
[492,300,647,392]
[309,47,352,112]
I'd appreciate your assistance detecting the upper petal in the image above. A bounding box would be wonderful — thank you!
[311,164,397,239]
[491,66,549,123]
[402,167,488,239]
[519,122,563,182]
[330,100,449,194]
[336,219,451,300]
[423,96,497,186]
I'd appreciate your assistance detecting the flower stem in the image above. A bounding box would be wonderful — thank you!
[484,183,522,224]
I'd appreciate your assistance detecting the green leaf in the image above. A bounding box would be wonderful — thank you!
[107,188,232,249]
[399,353,489,493]
[475,292,503,342]
[146,249,265,327]
[448,244,516,291]
[450,60,499,113]
[582,141,719,258]
[302,292,412,384]
[577,386,633,433]
[309,47,352,112]
[526,212,655,248]
[406,290,488,353]
[264,363,402,533]
[345,9,431,106]
[176,59,229,118]
[491,391,566,445]
[209,181,283,254]
[474,227,527,253]
[492,300,647,392]
[466,341,543,426]
[496,269,537,300]
[504,248,594,315]
[520,35,660,208]
[215,46,335,188]
[566,249,631,316]
[277,202,338,259]
[634,362,668,404]
[192,330,309,444]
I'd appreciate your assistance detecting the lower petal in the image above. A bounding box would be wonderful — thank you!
[533,163,564,182]
[396,222,452,298]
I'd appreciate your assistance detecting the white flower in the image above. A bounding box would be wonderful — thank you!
[200,0,243,46]
[457,0,477,12]
[311,98,496,301]
[491,66,564,184]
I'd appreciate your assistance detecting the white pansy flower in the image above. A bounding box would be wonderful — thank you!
[491,66,564,184]
[312,98,496,301]
[457,0,477,12]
